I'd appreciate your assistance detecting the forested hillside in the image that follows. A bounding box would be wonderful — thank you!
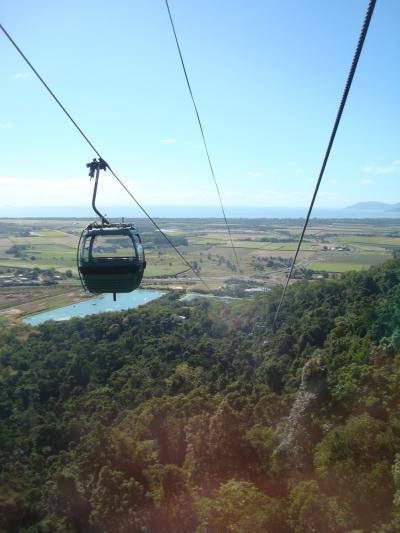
[1,260,400,532]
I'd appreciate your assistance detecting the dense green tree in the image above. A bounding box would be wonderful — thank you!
[288,480,355,533]
[195,480,286,532]
[1,260,400,531]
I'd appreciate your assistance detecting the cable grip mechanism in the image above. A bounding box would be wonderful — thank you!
[86,158,110,225]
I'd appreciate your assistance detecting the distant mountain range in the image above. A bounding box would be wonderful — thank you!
[346,201,400,212]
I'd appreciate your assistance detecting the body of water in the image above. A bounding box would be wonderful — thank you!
[23,290,164,326]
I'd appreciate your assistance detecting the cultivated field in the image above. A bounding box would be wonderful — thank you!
[1,217,399,318]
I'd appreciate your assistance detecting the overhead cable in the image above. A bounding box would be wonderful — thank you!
[272,0,377,329]
[164,0,241,273]
[0,22,210,290]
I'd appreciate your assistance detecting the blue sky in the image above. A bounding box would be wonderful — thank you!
[1,0,399,214]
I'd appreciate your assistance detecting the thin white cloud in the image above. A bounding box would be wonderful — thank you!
[0,122,12,129]
[295,168,303,174]
[361,160,400,174]
[13,72,31,80]
[359,179,374,185]
[247,171,263,177]
[163,138,176,144]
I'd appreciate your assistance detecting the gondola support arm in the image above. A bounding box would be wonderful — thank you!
[86,158,110,225]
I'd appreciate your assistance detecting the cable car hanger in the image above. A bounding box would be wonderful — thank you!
[86,157,110,225]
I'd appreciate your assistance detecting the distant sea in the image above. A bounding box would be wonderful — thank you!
[1,206,400,219]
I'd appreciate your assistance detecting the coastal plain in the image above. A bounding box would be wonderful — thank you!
[1,217,399,319]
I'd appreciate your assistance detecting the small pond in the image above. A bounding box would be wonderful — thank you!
[23,290,164,326]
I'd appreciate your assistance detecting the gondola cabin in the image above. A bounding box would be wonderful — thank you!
[78,223,146,296]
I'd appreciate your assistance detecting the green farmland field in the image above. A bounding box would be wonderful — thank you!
[1,217,400,300]
[308,262,370,273]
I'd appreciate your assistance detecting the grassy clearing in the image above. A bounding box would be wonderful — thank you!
[0,258,76,272]
[322,253,390,265]
[0,283,82,313]
[191,238,227,246]
[145,264,187,277]
[11,237,52,245]
[222,241,274,250]
[340,235,400,246]
[192,240,315,251]
[273,242,314,251]
[308,262,370,273]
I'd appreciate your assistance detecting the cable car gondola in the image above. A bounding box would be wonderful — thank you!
[77,159,146,299]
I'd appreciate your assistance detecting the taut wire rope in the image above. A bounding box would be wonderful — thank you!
[164,0,241,273]
[272,0,377,329]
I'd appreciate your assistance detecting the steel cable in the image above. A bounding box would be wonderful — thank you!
[164,0,241,273]
[272,0,377,329]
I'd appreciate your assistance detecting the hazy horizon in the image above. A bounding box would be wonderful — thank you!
[2,204,400,220]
